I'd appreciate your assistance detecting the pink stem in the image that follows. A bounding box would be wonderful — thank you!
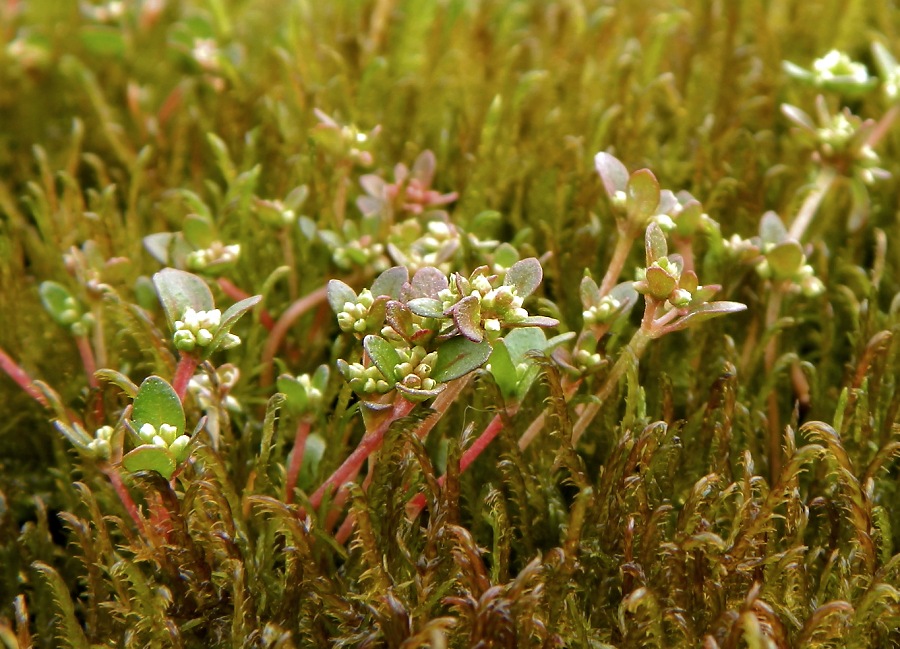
[260,285,328,388]
[309,397,416,509]
[101,464,147,535]
[407,411,507,519]
[217,278,275,330]
[284,419,311,504]
[172,353,200,401]
[75,335,99,389]
[0,347,49,408]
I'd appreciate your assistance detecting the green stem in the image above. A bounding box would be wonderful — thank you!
[787,166,837,241]
[571,328,652,446]
[764,283,786,482]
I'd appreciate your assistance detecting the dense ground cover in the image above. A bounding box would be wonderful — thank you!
[1,0,899,646]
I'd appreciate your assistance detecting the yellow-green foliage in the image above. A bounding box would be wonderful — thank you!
[1,1,900,647]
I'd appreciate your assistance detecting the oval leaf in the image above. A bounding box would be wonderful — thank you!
[767,241,805,280]
[122,445,177,480]
[595,152,629,198]
[626,169,660,224]
[504,257,543,297]
[39,281,77,327]
[645,222,668,265]
[153,268,215,330]
[371,266,409,299]
[133,376,185,436]
[451,295,483,342]
[410,266,449,299]
[326,279,357,314]
[363,335,401,383]
[432,336,492,382]
[407,297,445,318]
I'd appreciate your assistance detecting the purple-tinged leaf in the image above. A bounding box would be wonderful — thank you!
[409,266,449,299]
[504,258,542,297]
[326,279,357,314]
[432,336,492,382]
[371,266,409,299]
[359,174,386,198]
[451,295,483,342]
[595,152,629,198]
[515,315,559,328]
[781,104,816,132]
[667,301,748,332]
[412,150,437,185]
[627,169,660,224]
[657,189,679,215]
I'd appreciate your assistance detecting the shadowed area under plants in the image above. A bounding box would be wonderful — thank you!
[1,0,900,647]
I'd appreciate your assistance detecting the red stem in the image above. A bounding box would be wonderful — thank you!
[407,412,506,519]
[260,285,329,388]
[75,335,99,389]
[217,278,275,330]
[309,397,415,509]
[284,419,311,504]
[172,353,200,401]
[101,464,147,535]
[0,346,49,407]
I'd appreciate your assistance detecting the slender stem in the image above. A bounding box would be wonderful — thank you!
[172,353,200,401]
[75,335,99,389]
[101,464,147,535]
[260,285,328,388]
[571,328,652,446]
[598,226,638,297]
[764,283,785,482]
[0,346,49,407]
[217,278,275,330]
[284,419,311,504]
[309,397,416,509]
[787,166,837,241]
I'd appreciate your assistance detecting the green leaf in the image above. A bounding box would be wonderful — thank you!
[667,301,747,332]
[94,369,139,399]
[207,132,237,184]
[395,382,446,402]
[645,222,668,265]
[183,214,217,249]
[503,327,548,365]
[504,258,542,297]
[327,279,357,314]
[39,281,78,327]
[206,295,262,357]
[781,104,816,131]
[580,274,602,307]
[594,152,629,198]
[363,335,401,383]
[493,242,520,270]
[277,376,310,414]
[626,168,660,225]
[766,241,805,280]
[645,266,677,299]
[759,211,788,246]
[122,445,177,480]
[407,297,445,318]
[488,339,518,399]
[432,336,492,382]
[132,376,185,436]
[153,268,215,330]
[79,25,125,57]
[371,266,409,299]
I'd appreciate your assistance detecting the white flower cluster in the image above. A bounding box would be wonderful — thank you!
[186,241,241,271]
[394,346,439,391]
[138,422,191,462]
[583,295,621,326]
[813,50,870,85]
[174,308,240,352]
[336,289,375,333]
[343,362,392,395]
[88,425,114,460]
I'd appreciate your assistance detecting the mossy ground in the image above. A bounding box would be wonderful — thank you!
[1,1,899,647]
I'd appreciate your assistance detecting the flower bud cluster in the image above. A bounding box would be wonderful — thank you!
[138,422,191,462]
[813,50,871,86]
[336,289,376,333]
[343,362,392,395]
[188,365,241,412]
[88,425,114,460]
[756,254,824,297]
[583,295,621,325]
[186,241,241,271]
[333,239,386,270]
[394,346,439,391]
[174,308,240,352]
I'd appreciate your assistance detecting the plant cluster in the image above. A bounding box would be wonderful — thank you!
[1,1,900,648]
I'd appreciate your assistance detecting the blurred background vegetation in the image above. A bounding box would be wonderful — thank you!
[1,0,899,646]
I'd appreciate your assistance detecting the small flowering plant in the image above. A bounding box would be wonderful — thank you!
[783,49,877,96]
